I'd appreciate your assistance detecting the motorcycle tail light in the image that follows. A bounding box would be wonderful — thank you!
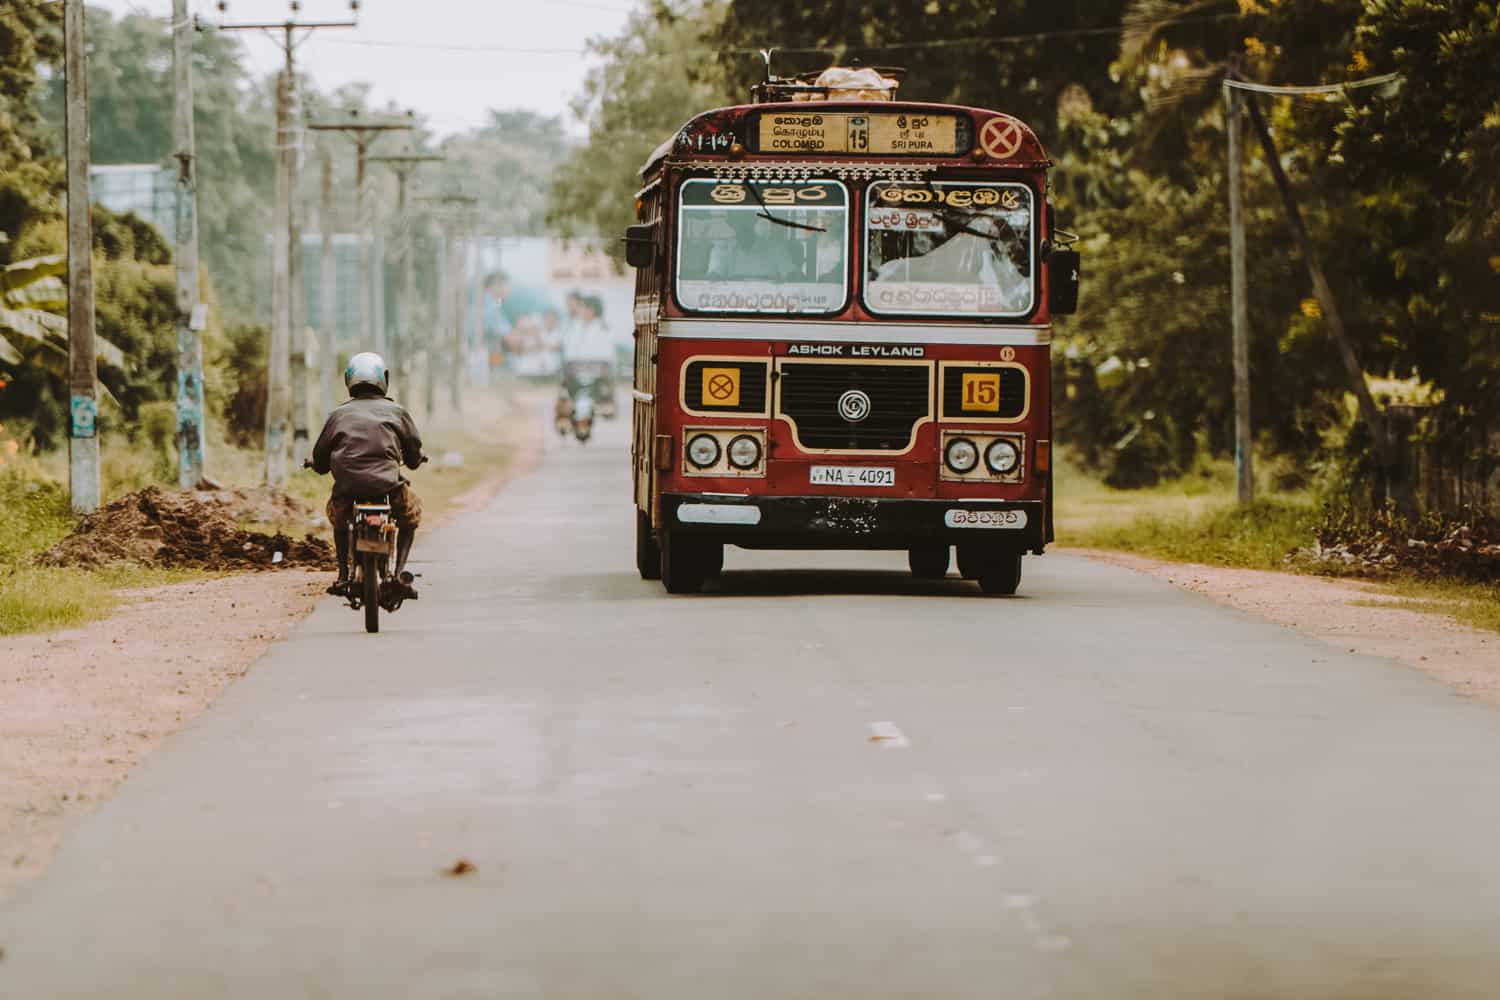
[365,514,384,525]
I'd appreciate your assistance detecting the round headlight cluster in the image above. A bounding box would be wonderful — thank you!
[727,434,762,470]
[687,433,721,469]
[944,437,979,474]
[985,438,1020,475]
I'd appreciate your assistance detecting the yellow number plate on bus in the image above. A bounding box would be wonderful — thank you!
[961,372,1002,412]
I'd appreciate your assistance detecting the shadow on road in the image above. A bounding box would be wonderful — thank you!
[700,569,1024,600]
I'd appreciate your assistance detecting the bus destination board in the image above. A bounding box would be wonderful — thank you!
[757,113,963,155]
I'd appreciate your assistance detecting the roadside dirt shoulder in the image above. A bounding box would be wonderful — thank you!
[0,571,325,899]
[1069,548,1500,705]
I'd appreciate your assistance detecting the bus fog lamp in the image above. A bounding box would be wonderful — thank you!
[727,434,762,470]
[985,439,1020,474]
[944,437,979,474]
[687,434,721,469]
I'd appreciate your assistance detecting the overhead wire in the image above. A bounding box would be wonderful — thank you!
[1224,72,1403,96]
[315,11,1244,58]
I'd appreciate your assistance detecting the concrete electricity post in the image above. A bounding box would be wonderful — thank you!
[318,146,338,419]
[369,151,445,392]
[172,0,208,490]
[307,113,415,369]
[421,193,479,418]
[1225,73,1254,505]
[64,0,100,514]
[217,3,358,486]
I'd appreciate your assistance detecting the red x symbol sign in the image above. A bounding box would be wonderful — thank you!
[980,118,1024,160]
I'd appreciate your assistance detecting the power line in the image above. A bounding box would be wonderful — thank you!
[317,11,1242,58]
[1224,71,1402,96]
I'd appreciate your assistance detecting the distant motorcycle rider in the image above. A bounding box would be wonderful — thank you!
[310,352,425,598]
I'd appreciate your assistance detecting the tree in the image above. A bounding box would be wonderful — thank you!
[548,1,732,252]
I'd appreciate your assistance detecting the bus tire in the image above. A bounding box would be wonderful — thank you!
[636,509,661,581]
[977,551,1023,596]
[908,544,950,580]
[701,541,724,579]
[956,544,986,580]
[660,528,707,594]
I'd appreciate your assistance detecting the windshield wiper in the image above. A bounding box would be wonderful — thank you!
[919,176,998,241]
[746,182,827,233]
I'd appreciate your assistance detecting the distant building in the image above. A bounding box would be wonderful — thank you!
[90,164,176,236]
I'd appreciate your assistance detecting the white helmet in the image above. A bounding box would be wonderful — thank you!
[344,352,389,396]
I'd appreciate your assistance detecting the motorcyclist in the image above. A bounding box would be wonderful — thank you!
[558,292,615,404]
[310,352,425,598]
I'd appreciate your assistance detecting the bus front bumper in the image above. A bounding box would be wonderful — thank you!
[661,493,1047,553]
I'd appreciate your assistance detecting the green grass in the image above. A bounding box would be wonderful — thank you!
[1064,497,1319,570]
[0,564,206,637]
[0,386,532,637]
[1053,449,1500,635]
[1055,448,1318,569]
[1351,579,1500,635]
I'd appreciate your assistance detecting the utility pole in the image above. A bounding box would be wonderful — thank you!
[289,148,309,463]
[1237,83,1407,506]
[1224,71,1254,505]
[369,150,443,393]
[172,0,207,490]
[307,111,414,364]
[64,0,99,513]
[318,145,338,418]
[422,193,478,417]
[218,2,358,486]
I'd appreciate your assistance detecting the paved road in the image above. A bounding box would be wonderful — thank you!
[5,415,1500,999]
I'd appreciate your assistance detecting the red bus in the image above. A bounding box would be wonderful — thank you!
[624,70,1080,595]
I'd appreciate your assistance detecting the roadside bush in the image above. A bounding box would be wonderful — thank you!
[1296,503,1500,582]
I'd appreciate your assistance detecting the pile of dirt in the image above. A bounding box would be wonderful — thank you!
[195,485,326,532]
[38,487,334,571]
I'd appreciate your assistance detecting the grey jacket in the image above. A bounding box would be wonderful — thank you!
[311,395,424,500]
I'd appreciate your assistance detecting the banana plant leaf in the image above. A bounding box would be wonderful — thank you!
[3,275,67,311]
[0,307,128,370]
[0,255,66,295]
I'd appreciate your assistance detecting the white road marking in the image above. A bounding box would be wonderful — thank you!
[868,721,910,747]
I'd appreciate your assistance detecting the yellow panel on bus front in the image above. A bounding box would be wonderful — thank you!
[757,112,964,156]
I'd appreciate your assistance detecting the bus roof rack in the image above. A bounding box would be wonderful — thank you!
[751,64,907,104]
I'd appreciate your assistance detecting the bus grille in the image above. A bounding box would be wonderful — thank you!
[777,362,931,452]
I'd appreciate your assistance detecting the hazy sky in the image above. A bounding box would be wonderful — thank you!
[87,0,638,135]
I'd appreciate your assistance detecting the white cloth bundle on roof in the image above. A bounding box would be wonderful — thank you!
[792,66,899,102]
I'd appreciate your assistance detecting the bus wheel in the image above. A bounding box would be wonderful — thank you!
[636,508,661,580]
[908,544,950,580]
[977,551,1023,596]
[660,529,707,594]
[956,544,986,580]
[701,541,725,579]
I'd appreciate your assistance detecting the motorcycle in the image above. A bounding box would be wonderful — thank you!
[305,459,421,634]
[555,363,609,443]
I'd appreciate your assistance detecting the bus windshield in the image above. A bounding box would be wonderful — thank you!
[676,178,849,315]
[864,181,1034,318]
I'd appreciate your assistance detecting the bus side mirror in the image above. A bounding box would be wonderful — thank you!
[623,224,656,269]
[1049,248,1081,315]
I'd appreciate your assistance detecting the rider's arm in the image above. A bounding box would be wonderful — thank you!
[398,410,425,470]
[310,414,337,475]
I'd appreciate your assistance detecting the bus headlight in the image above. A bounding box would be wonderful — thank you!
[944,437,979,474]
[687,433,721,469]
[985,438,1020,475]
[726,434,762,470]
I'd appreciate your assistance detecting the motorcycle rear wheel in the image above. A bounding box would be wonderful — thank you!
[362,552,380,633]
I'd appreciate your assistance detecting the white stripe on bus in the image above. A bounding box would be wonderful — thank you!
[656,319,1050,346]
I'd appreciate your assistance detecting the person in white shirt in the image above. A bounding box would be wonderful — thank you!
[558,293,617,418]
